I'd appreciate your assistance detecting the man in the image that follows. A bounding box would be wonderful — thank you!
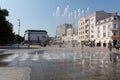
[108,42,112,51]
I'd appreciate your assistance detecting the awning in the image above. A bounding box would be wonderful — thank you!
[112,36,120,39]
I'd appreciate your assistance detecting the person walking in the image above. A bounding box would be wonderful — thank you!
[108,42,112,51]
[81,42,84,50]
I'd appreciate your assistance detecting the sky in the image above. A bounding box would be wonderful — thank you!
[0,0,120,37]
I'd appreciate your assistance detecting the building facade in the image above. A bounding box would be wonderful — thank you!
[24,30,47,43]
[78,18,85,42]
[78,11,118,46]
[66,27,78,42]
[96,13,120,47]
[56,23,72,43]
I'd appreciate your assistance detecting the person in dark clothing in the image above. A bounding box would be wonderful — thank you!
[108,42,112,51]
[115,44,119,51]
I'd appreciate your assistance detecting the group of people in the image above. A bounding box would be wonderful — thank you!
[108,42,120,51]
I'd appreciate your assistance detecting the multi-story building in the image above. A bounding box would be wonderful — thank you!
[78,17,85,42]
[66,27,78,42]
[24,30,47,44]
[78,11,115,45]
[66,28,73,42]
[96,13,120,47]
[56,23,72,43]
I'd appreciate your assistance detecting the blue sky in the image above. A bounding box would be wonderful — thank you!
[0,0,119,37]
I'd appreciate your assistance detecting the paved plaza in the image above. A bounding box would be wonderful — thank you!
[0,45,120,80]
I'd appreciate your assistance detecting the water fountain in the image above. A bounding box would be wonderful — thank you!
[2,54,19,62]
[0,49,120,80]
[31,52,39,61]
[19,53,30,61]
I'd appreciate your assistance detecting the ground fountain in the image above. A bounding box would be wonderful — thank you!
[0,49,119,80]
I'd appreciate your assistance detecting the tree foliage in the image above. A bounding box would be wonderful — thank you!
[0,8,14,45]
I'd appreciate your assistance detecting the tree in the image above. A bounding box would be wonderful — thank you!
[0,8,14,45]
[13,34,24,43]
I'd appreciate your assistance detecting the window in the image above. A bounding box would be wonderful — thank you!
[91,30,94,33]
[114,17,117,20]
[108,32,111,37]
[103,26,106,30]
[91,35,94,38]
[91,25,94,29]
[113,32,116,36]
[97,34,100,38]
[114,24,116,28]
[103,33,106,37]
[108,25,111,29]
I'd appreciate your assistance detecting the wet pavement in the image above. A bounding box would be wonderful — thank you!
[0,49,120,80]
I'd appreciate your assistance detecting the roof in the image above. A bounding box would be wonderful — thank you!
[25,30,47,33]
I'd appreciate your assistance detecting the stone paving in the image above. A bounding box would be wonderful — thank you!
[0,67,31,80]
[0,45,119,80]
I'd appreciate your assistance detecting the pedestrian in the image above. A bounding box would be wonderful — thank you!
[108,42,112,51]
[115,44,119,51]
[81,42,84,49]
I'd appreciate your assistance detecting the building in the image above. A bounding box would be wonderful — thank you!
[78,10,116,45]
[56,23,72,43]
[66,27,78,42]
[78,17,85,42]
[24,30,47,44]
[96,13,120,47]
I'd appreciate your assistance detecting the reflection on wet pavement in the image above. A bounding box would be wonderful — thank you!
[0,50,120,80]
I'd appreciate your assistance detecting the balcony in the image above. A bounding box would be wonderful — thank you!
[110,27,119,31]
[112,36,120,39]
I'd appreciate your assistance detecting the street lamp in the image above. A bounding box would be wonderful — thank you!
[17,19,20,48]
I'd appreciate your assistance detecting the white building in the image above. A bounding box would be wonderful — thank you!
[56,23,72,43]
[96,13,120,47]
[78,11,118,46]
[66,27,78,42]
[24,30,47,43]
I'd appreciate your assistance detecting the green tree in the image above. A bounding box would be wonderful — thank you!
[13,34,24,43]
[0,8,14,45]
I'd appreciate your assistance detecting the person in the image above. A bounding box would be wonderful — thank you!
[115,44,119,51]
[81,42,84,49]
[108,42,112,51]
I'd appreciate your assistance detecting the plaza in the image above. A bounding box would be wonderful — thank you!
[0,45,120,80]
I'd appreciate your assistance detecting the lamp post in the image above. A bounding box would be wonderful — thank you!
[17,19,20,48]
